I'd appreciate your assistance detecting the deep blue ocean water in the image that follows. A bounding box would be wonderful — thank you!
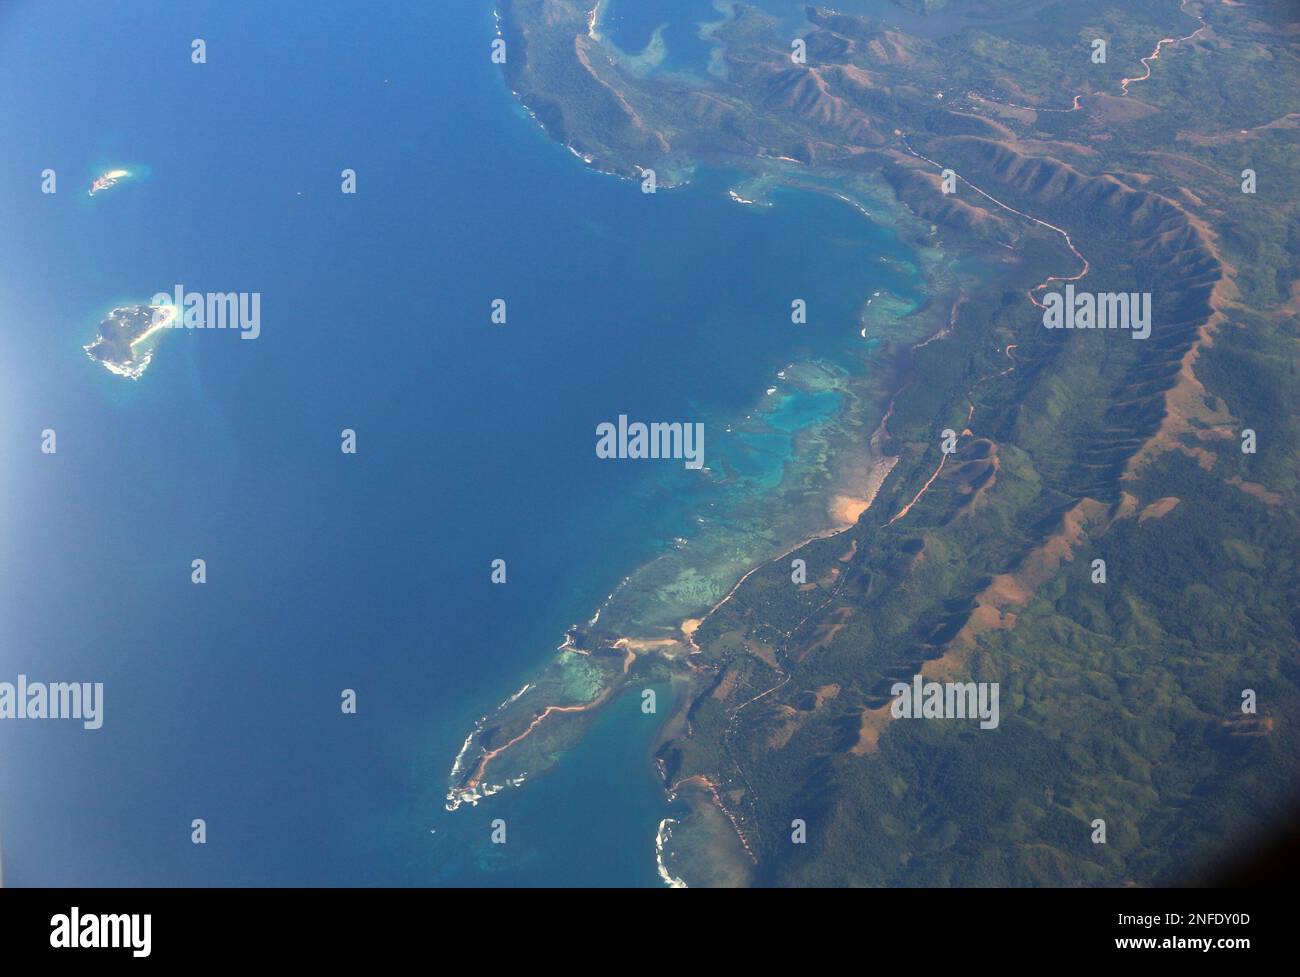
[0,0,917,885]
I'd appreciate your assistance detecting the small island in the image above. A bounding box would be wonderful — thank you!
[88,168,130,196]
[83,304,175,380]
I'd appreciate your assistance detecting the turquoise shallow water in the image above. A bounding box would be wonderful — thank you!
[602,0,1065,72]
[601,0,724,74]
[766,388,844,434]
[0,0,920,886]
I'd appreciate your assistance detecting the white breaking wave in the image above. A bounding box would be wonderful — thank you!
[655,818,688,888]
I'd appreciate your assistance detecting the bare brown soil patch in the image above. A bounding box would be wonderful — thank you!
[1227,476,1283,506]
[1138,496,1181,522]
[803,605,855,659]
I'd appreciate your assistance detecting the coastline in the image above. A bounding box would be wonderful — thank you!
[439,170,967,880]
[449,0,984,882]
